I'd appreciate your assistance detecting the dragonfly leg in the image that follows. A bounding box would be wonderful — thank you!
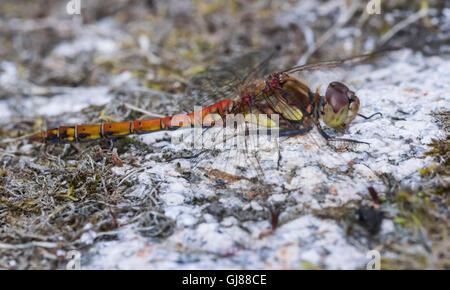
[358,112,382,120]
[278,128,312,137]
[316,123,370,146]
[325,136,370,146]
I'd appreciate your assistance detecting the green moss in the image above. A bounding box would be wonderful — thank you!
[424,137,450,169]
[300,261,323,270]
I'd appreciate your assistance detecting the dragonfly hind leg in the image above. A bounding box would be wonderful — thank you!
[278,128,312,137]
[322,112,381,146]
[316,124,370,146]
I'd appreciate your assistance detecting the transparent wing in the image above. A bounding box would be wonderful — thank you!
[281,51,385,74]
[181,46,280,112]
[166,116,279,193]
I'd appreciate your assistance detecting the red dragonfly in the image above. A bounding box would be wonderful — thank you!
[29,47,384,185]
[30,48,379,148]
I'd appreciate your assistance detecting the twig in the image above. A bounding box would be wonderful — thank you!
[378,7,429,47]
[0,241,59,249]
[123,103,165,118]
[116,166,149,187]
[0,131,40,144]
[298,0,361,65]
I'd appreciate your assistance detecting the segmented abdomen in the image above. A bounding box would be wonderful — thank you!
[30,100,235,143]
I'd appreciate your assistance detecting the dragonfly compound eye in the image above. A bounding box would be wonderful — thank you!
[323,82,351,129]
[325,82,349,113]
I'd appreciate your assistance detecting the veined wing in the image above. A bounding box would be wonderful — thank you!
[181,46,280,112]
[280,49,394,75]
[176,91,313,190]
[177,117,281,191]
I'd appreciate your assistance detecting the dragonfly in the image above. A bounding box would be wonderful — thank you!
[29,47,381,183]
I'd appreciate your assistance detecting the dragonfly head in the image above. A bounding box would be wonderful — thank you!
[322,82,360,130]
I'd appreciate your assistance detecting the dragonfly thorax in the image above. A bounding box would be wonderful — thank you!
[265,73,283,90]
